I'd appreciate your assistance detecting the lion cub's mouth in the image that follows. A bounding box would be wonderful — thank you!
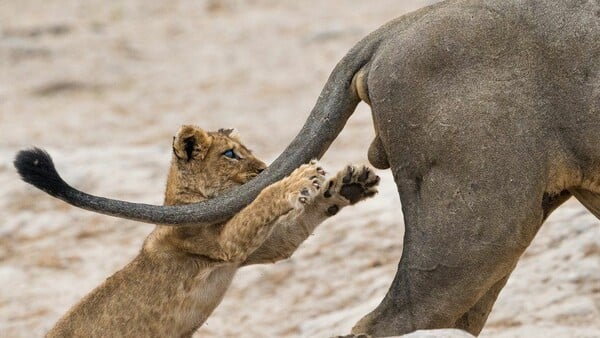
[232,172,259,184]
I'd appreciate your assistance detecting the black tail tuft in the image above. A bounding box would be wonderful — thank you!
[14,148,70,197]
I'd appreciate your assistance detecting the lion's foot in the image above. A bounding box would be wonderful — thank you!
[283,160,327,210]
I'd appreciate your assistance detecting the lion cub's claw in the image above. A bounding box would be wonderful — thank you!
[285,160,326,209]
[328,164,380,204]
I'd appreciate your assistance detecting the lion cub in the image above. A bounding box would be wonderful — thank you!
[47,125,379,338]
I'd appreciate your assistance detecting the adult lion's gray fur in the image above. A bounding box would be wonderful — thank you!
[14,0,600,335]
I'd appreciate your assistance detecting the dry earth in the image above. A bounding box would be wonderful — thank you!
[1,0,599,337]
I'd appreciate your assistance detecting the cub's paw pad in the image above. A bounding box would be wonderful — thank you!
[326,204,340,216]
[331,164,379,204]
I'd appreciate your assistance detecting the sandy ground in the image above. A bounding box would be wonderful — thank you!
[1,0,599,337]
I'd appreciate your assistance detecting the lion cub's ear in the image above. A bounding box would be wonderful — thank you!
[218,128,241,141]
[173,125,212,162]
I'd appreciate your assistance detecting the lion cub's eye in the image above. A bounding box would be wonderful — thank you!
[223,149,239,160]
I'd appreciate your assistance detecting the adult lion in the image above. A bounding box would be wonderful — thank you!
[14,0,600,336]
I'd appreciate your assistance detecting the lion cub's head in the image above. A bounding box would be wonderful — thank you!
[164,125,267,205]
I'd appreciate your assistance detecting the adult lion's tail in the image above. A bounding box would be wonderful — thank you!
[14,36,379,226]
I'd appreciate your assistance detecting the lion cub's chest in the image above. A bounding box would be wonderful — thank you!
[173,264,237,333]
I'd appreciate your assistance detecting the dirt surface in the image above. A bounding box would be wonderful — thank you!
[1,1,599,337]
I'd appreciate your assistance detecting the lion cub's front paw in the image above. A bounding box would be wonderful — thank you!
[284,160,327,209]
[326,164,379,204]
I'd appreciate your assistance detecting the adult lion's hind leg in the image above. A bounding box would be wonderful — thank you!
[572,189,600,220]
[454,189,572,334]
[453,274,510,335]
[352,158,548,336]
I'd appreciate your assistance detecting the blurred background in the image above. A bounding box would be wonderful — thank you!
[0,0,598,337]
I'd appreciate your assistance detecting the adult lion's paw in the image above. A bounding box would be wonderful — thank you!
[326,164,379,204]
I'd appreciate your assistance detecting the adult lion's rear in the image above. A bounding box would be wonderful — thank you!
[14,0,600,336]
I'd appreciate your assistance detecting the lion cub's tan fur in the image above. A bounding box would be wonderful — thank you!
[47,125,379,337]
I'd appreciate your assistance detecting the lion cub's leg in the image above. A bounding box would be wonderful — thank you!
[243,164,379,265]
[213,161,327,262]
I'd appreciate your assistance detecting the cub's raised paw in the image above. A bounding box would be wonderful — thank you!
[284,160,327,209]
[326,164,379,204]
